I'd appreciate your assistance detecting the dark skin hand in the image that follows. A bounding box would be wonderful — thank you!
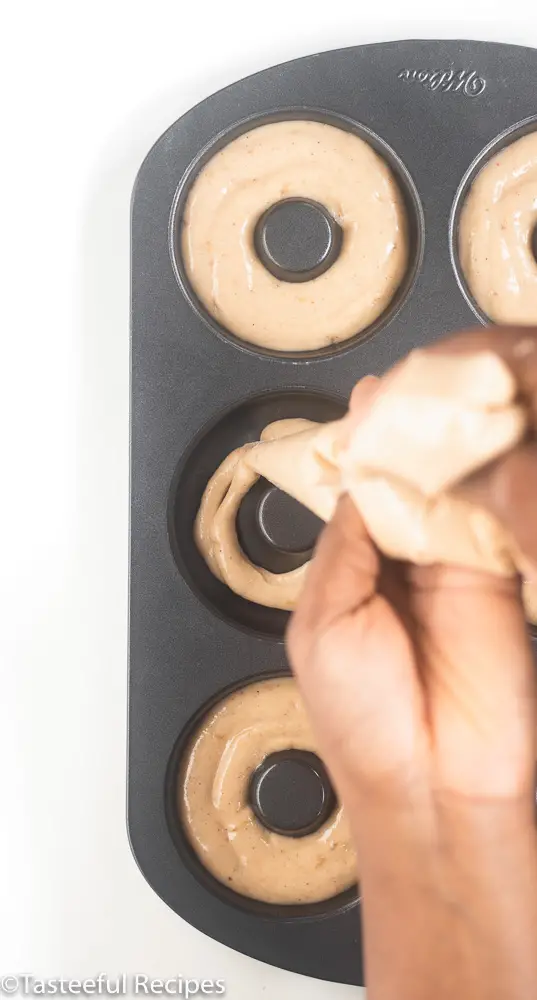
[287,327,537,1000]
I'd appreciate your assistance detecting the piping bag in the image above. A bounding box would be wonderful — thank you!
[245,349,528,575]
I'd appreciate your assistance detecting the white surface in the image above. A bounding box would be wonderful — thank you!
[2,3,537,997]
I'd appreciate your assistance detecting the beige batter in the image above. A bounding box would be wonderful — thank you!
[196,348,537,623]
[180,676,356,904]
[182,120,409,351]
[459,131,537,323]
[195,419,314,609]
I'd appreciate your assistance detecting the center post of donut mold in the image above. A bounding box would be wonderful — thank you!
[254,198,343,282]
[249,749,337,837]
[237,480,323,574]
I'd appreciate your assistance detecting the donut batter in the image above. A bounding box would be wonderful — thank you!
[180,676,356,904]
[459,131,537,323]
[182,120,409,351]
[195,419,314,610]
[195,349,537,615]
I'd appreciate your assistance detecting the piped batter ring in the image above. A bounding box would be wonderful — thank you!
[180,119,408,352]
[452,118,537,325]
[178,676,357,905]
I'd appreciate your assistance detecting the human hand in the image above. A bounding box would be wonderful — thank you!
[288,356,537,816]
[286,330,537,999]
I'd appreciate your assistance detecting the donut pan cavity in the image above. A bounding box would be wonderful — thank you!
[168,388,344,638]
[129,40,537,987]
[169,108,424,361]
[164,670,358,921]
[450,113,537,323]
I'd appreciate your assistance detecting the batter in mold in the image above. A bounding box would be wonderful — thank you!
[195,418,314,610]
[181,119,409,351]
[459,131,537,324]
[179,676,356,905]
[195,348,537,623]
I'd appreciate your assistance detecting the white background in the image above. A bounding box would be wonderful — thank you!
[1,3,536,997]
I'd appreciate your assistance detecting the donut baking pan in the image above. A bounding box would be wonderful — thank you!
[129,39,537,987]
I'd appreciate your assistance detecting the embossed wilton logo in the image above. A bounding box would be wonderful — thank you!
[398,68,486,98]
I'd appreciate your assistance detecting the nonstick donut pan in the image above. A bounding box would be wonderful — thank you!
[129,39,537,987]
